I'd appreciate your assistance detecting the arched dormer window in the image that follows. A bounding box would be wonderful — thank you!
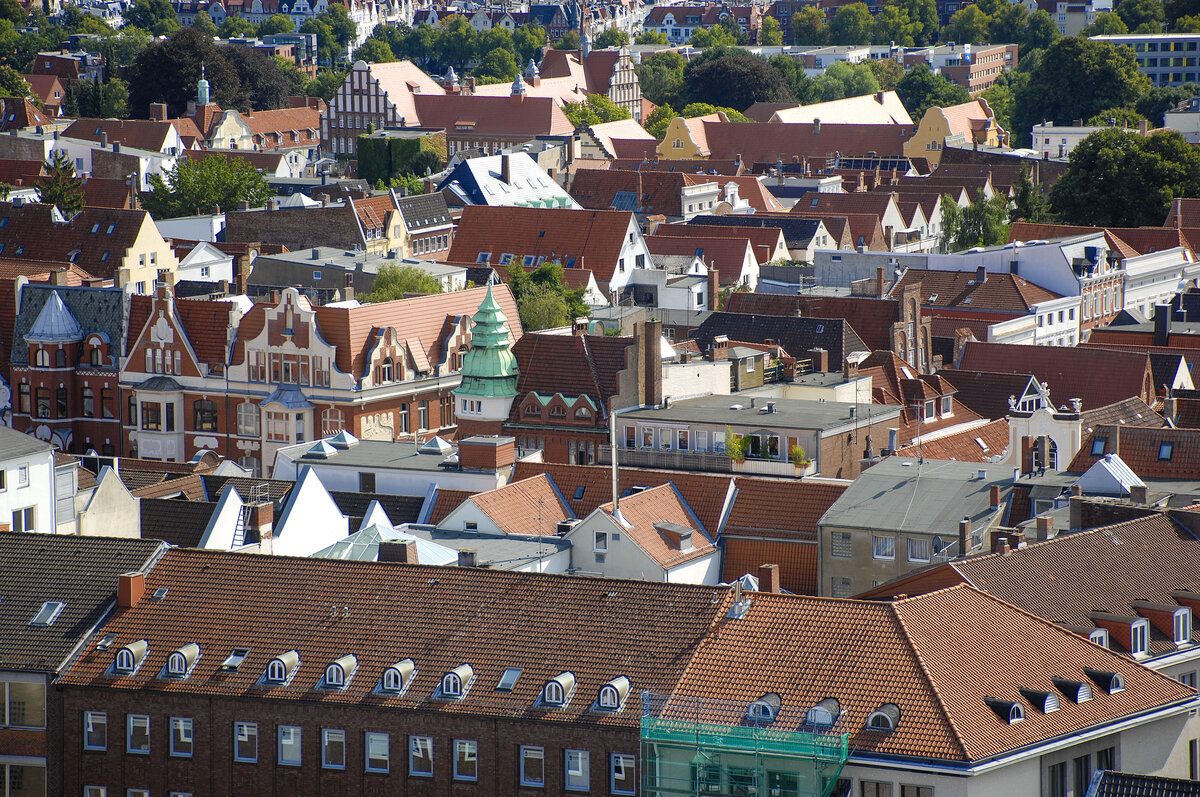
[115,648,135,673]
[866,703,901,733]
[265,650,299,684]
[324,654,357,689]
[549,404,567,418]
[747,693,781,723]
[524,402,541,416]
[597,676,631,711]
[267,659,286,682]
[544,681,564,704]
[165,643,199,678]
[984,697,1024,724]
[440,663,473,699]
[542,672,576,707]
[380,658,415,693]
[805,697,841,726]
[575,407,592,420]
[114,639,148,675]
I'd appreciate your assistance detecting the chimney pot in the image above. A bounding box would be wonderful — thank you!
[757,563,781,594]
[990,531,1009,555]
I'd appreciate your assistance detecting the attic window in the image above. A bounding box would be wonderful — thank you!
[91,223,100,234]
[542,672,576,707]
[1084,667,1125,694]
[815,324,823,333]
[866,703,900,732]
[747,693,781,723]
[1132,619,1150,655]
[1089,629,1110,648]
[265,650,300,684]
[29,601,65,626]
[165,643,199,678]
[985,697,1024,724]
[1051,676,1093,703]
[573,485,585,500]
[106,224,115,235]
[114,640,149,675]
[323,654,357,689]
[805,697,841,726]
[220,647,250,671]
[1092,438,1107,456]
[380,658,416,694]
[1019,687,1060,713]
[1159,442,1174,461]
[440,664,473,699]
[1175,608,1193,645]
[496,667,523,692]
[476,252,491,263]
[810,197,819,207]
[597,676,631,711]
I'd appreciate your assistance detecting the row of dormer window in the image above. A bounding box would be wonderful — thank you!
[111,642,632,712]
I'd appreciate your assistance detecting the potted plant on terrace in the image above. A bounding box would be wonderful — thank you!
[790,443,812,474]
[725,426,747,464]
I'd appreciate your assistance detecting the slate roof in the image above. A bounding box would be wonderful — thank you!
[691,311,868,365]
[936,369,1039,420]
[0,532,164,672]
[687,213,826,250]
[11,283,126,367]
[396,191,454,233]
[858,513,1200,660]
[200,475,295,505]
[57,547,730,727]
[1088,771,1200,797]
[957,342,1154,410]
[1066,425,1200,478]
[139,498,218,548]
[668,584,1196,763]
[725,292,900,352]
[328,491,424,527]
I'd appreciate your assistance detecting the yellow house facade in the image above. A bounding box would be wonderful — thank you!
[903,98,1009,169]
[655,112,727,160]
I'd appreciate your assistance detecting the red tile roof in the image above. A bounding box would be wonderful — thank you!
[0,202,157,280]
[894,269,1062,314]
[646,234,754,277]
[957,341,1155,410]
[597,483,718,569]
[57,547,730,727]
[722,538,818,594]
[699,120,910,163]
[724,477,848,542]
[668,583,1194,762]
[413,93,574,138]
[725,292,900,352]
[893,418,1010,463]
[427,487,474,525]
[63,117,175,152]
[1065,424,1199,477]
[446,206,638,284]
[652,222,787,264]
[457,473,572,536]
[83,177,135,210]
[509,332,634,420]
[0,97,49,131]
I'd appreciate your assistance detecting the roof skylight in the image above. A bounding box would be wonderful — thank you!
[29,601,65,626]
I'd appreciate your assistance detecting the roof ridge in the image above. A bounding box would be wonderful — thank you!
[888,589,979,761]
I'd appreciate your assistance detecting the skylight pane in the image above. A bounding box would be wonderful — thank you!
[496,667,523,691]
[30,601,64,626]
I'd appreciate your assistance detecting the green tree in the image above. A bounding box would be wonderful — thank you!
[0,65,29,98]
[988,3,1027,44]
[1019,10,1061,53]
[1175,13,1200,30]
[644,102,676,138]
[979,74,1019,133]
[635,30,670,44]
[1116,0,1164,31]
[63,76,129,118]
[1082,10,1130,34]
[473,47,519,82]
[689,24,740,47]
[871,4,915,45]
[683,50,794,109]
[636,49,685,106]
[770,52,811,99]
[506,261,588,330]
[475,26,515,59]
[896,62,969,121]
[365,264,444,301]
[36,151,85,219]
[867,58,906,91]
[353,38,395,63]
[224,44,295,110]
[891,0,938,44]
[760,15,783,45]
[719,16,751,44]
[790,6,829,45]
[124,0,178,35]
[1011,37,1150,147]
[940,193,1009,251]
[942,4,991,43]
[1049,128,1200,226]
[305,68,346,102]
[808,60,879,101]
[272,56,308,94]
[435,15,477,70]
[258,13,294,35]
[829,2,873,44]
[218,15,257,38]
[1085,106,1147,126]
[516,283,570,330]
[1167,0,1200,27]
[1011,166,1049,222]
[553,29,580,49]
[1137,83,1199,125]
[93,28,151,69]
[408,148,442,177]
[144,154,273,219]
[595,27,629,47]
[564,92,630,127]
[678,102,749,120]
[513,24,547,63]
[191,9,218,35]
[0,0,23,25]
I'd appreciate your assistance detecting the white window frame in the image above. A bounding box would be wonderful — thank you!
[126,714,150,754]
[521,745,546,787]
[873,535,896,560]
[1132,619,1150,656]
[907,537,931,563]
[593,532,609,553]
[169,716,193,757]
[1176,608,1193,645]
[409,735,434,776]
[236,402,259,436]
[611,753,636,795]
[599,686,620,710]
[84,788,106,797]
[322,728,346,770]
[565,748,590,791]
[234,721,258,763]
[84,711,107,751]
[278,724,302,766]
[365,731,389,773]
[454,738,478,781]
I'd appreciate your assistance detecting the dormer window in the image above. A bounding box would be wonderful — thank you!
[380,658,416,694]
[323,654,357,689]
[747,693,781,724]
[597,676,631,711]
[1089,629,1110,648]
[984,697,1024,724]
[805,697,841,726]
[542,672,576,707]
[265,650,300,684]
[1084,668,1125,694]
[440,664,473,699]
[1175,608,1193,645]
[1051,677,1093,703]
[114,640,149,675]
[165,643,199,678]
[866,703,900,733]
[1019,687,1059,713]
[1131,619,1150,656]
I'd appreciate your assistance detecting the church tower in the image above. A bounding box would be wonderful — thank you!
[453,284,519,437]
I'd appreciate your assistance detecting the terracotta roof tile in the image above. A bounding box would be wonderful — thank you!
[724,477,848,541]
[0,97,49,131]
[721,538,818,594]
[725,292,899,352]
[647,235,754,278]
[413,93,574,138]
[460,474,572,536]
[57,548,729,727]
[1066,424,1200,478]
[894,269,1062,314]
[894,418,1010,462]
[63,118,174,151]
[129,474,207,501]
[427,488,475,525]
[0,201,158,281]
[700,120,910,162]
[598,483,717,569]
[510,333,634,418]
[652,222,786,264]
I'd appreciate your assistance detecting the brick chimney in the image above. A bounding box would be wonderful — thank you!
[118,572,145,608]
[1035,515,1053,541]
[989,484,1002,511]
[807,347,828,372]
[458,436,517,472]
[149,102,168,121]
[707,268,720,310]
[640,319,663,406]
[457,548,478,567]
[1154,304,1170,347]
[957,518,971,557]
[1129,484,1148,505]
[990,531,1009,555]
[757,563,780,593]
[709,334,729,361]
[378,540,418,563]
[247,502,273,546]
[500,153,511,185]
[876,266,886,297]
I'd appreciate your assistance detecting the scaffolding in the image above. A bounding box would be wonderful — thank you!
[641,693,850,797]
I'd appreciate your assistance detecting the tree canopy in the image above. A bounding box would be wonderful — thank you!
[895,62,969,121]
[594,27,629,47]
[36,151,85,219]
[683,50,794,110]
[940,194,1010,251]
[365,264,444,301]
[144,154,273,219]
[564,93,630,128]
[506,262,589,331]
[829,2,873,43]
[1049,128,1200,227]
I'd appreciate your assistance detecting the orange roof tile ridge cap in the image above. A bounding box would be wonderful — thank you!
[888,587,981,761]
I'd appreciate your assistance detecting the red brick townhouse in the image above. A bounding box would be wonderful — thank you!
[118,282,522,473]
[56,548,1200,797]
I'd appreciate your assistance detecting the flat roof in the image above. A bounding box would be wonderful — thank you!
[278,438,461,471]
[621,394,901,433]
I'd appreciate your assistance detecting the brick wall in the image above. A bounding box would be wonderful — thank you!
[224,205,364,253]
[61,687,639,796]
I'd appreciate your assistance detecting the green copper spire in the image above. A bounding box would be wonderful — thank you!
[455,283,519,398]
